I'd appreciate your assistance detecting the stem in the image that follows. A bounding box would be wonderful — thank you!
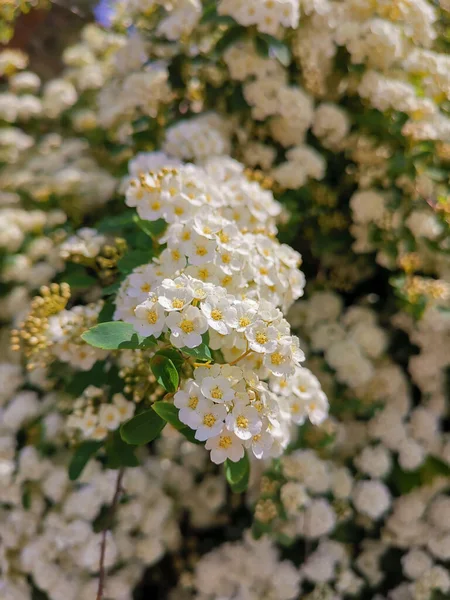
[229,348,252,366]
[96,467,125,600]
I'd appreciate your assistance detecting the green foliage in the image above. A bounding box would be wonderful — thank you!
[256,33,291,66]
[225,452,250,493]
[117,249,154,274]
[150,352,180,392]
[81,321,156,350]
[68,440,103,481]
[105,430,140,467]
[120,409,166,445]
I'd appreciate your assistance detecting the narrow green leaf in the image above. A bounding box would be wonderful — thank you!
[68,441,103,481]
[181,343,212,362]
[150,354,179,392]
[214,26,246,55]
[225,452,250,492]
[97,213,134,232]
[63,269,96,289]
[101,280,123,297]
[133,215,167,239]
[105,430,140,467]
[154,348,184,369]
[120,409,166,445]
[81,321,144,350]
[97,299,115,323]
[258,33,291,66]
[152,402,185,430]
[117,249,153,274]
[152,403,203,444]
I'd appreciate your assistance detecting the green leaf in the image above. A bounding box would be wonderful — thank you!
[105,430,140,468]
[154,348,184,369]
[181,343,212,362]
[139,335,158,349]
[214,26,246,55]
[117,249,153,274]
[120,409,166,445]
[101,280,123,297]
[97,299,115,323]
[150,353,180,392]
[97,213,134,232]
[63,269,96,289]
[68,441,103,481]
[225,452,250,492]
[258,34,291,66]
[133,215,167,239]
[81,321,144,350]
[152,402,185,430]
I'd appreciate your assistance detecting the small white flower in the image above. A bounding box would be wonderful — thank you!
[226,402,262,440]
[201,375,236,403]
[201,294,238,335]
[246,320,278,354]
[246,429,274,459]
[263,341,296,376]
[157,279,194,311]
[98,404,121,431]
[194,402,227,442]
[234,299,258,332]
[166,305,208,348]
[205,428,245,464]
[174,381,207,429]
[112,394,135,422]
[185,232,217,266]
[133,296,166,337]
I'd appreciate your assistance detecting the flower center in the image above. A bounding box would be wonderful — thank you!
[147,310,158,324]
[172,298,184,309]
[203,413,216,427]
[298,385,307,393]
[196,245,208,256]
[211,309,223,321]
[236,415,249,429]
[219,435,232,449]
[255,332,268,345]
[218,231,229,243]
[171,250,181,261]
[141,283,150,292]
[180,318,194,334]
[270,352,283,365]
[211,386,223,400]
[188,396,198,410]
[239,317,251,328]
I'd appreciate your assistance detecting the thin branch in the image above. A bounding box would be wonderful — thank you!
[96,467,125,600]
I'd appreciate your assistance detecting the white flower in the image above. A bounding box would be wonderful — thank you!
[165,305,208,348]
[133,296,166,337]
[157,279,194,311]
[201,375,235,403]
[246,320,278,354]
[352,480,391,520]
[201,294,238,335]
[194,402,227,442]
[185,232,217,266]
[246,430,274,459]
[205,428,245,464]
[226,402,262,440]
[98,404,121,431]
[112,394,134,422]
[174,381,207,429]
